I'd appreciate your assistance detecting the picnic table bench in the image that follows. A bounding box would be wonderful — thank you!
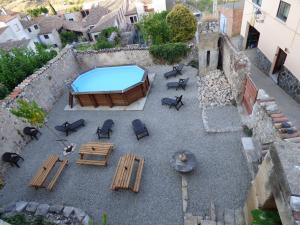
[111,153,144,193]
[29,155,68,191]
[76,142,114,166]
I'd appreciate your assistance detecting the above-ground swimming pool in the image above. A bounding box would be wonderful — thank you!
[69,65,150,107]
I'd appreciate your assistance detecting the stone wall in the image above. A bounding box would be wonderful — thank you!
[255,48,272,75]
[222,36,249,102]
[278,66,300,103]
[75,47,154,71]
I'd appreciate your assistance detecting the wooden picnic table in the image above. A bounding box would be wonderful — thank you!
[111,153,144,193]
[29,155,68,191]
[76,142,114,166]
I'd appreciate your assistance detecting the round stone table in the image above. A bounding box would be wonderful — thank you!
[170,151,196,173]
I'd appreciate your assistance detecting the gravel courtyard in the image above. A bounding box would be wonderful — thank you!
[0,65,251,225]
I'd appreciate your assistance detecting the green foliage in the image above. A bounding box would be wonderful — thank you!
[3,214,55,225]
[188,60,199,69]
[88,219,95,225]
[93,27,120,50]
[137,11,171,45]
[0,83,9,99]
[102,212,110,225]
[11,99,47,126]
[60,31,78,46]
[75,43,93,51]
[0,44,56,99]
[149,42,190,64]
[48,1,57,15]
[186,0,213,13]
[27,6,49,17]
[166,4,197,42]
[66,5,82,13]
[251,209,282,225]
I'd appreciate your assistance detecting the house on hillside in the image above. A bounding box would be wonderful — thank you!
[240,0,300,102]
[0,38,36,51]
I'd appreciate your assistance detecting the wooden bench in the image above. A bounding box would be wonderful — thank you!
[76,159,106,166]
[111,154,144,193]
[29,155,68,191]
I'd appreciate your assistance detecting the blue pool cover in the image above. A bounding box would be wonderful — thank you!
[71,65,145,93]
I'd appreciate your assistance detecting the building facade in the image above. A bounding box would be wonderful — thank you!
[240,0,300,102]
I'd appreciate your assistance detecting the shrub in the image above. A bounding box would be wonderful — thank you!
[251,209,282,225]
[101,27,119,39]
[137,11,171,45]
[149,42,190,64]
[0,83,9,99]
[27,6,48,17]
[60,31,78,46]
[11,99,47,126]
[94,37,114,50]
[166,4,197,42]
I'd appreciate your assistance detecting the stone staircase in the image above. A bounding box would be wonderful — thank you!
[184,202,245,225]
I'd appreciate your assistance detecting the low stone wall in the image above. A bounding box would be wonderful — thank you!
[222,36,250,102]
[75,47,154,71]
[255,48,272,75]
[278,66,300,103]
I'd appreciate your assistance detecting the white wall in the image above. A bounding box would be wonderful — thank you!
[39,29,62,48]
[6,17,30,40]
[25,24,40,40]
[0,26,18,43]
[153,0,167,12]
[241,0,300,79]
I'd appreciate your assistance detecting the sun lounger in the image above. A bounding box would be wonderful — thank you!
[161,95,184,111]
[167,78,189,90]
[164,64,184,79]
[55,119,85,136]
[23,127,41,140]
[2,152,24,168]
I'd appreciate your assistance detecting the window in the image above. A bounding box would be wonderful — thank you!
[69,18,74,21]
[206,50,210,67]
[34,25,38,30]
[44,34,49,39]
[129,15,138,24]
[27,28,32,32]
[277,1,290,22]
[252,0,262,6]
[53,44,58,47]
[94,34,99,40]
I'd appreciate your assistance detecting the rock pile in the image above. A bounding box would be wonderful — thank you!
[198,70,233,106]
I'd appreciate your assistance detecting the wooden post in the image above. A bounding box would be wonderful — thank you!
[68,92,73,108]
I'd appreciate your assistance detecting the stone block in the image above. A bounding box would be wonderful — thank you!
[74,208,86,222]
[224,208,235,224]
[234,208,245,225]
[49,205,64,214]
[200,220,216,225]
[63,206,74,217]
[35,204,49,216]
[15,201,28,212]
[26,202,39,213]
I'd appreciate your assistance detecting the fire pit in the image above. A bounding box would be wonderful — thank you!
[170,151,196,173]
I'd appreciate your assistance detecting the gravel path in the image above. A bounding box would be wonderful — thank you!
[0,65,250,225]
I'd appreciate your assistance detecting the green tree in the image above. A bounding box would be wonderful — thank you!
[93,37,114,50]
[11,100,47,126]
[166,4,197,42]
[60,31,78,46]
[27,6,49,17]
[48,1,57,15]
[137,11,171,44]
[251,209,282,225]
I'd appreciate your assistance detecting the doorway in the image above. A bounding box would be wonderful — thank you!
[246,25,260,49]
[272,48,287,74]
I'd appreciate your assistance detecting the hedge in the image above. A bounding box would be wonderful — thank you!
[149,43,190,64]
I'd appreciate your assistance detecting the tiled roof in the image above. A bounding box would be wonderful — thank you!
[36,16,64,35]
[0,38,31,51]
[20,19,37,29]
[125,0,137,16]
[0,26,9,34]
[63,20,86,32]
[82,6,110,27]
[0,14,16,23]
[89,11,117,33]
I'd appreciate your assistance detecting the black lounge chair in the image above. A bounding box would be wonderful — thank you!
[96,119,114,139]
[167,78,189,90]
[23,127,41,140]
[132,119,149,140]
[164,64,184,79]
[161,95,184,111]
[55,119,85,136]
[2,152,24,168]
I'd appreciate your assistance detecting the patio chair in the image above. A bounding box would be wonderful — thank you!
[132,119,149,140]
[164,64,184,79]
[161,95,184,111]
[2,152,24,168]
[167,78,189,90]
[55,119,85,136]
[96,119,114,139]
[23,127,41,140]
